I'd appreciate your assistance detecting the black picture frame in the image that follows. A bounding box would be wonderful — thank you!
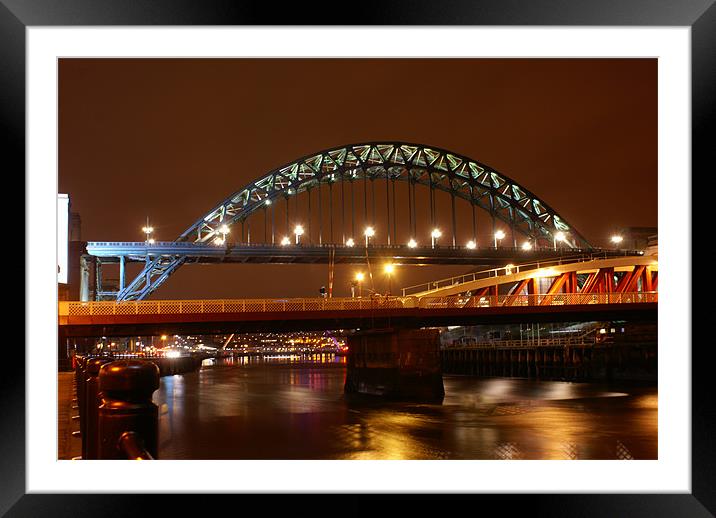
[5,0,712,515]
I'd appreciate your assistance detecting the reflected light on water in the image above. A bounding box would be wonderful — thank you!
[152,356,657,460]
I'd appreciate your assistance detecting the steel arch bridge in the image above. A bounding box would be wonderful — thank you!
[117,142,591,301]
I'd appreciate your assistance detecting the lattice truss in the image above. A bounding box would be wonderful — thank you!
[118,142,590,301]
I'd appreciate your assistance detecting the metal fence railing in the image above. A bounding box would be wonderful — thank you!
[443,335,597,349]
[60,292,657,318]
[400,251,641,296]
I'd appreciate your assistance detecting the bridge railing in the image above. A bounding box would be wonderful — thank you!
[60,292,657,317]
[87,241,640,254]
[418,292,658,308]
[400,252,624,296]
[442,335,596,349]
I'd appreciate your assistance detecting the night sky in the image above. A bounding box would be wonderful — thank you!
[58,58,656,299]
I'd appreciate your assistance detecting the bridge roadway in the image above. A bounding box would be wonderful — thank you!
[85,241,642,267]
[58,293,657,338]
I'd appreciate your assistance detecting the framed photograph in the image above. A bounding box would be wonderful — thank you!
[7,0,712,514]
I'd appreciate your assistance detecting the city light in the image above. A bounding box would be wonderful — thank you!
[364,226,375,246]
[294,224,304,244]
[280,236,291,246]
[611,235,623,245]
[384,263,395,295]
[466,240,477,249]
[554,231,566,251]
[219,224,230,234]
[345,238,355,247]
[265,199,272,205]
[494,230,505,247]
[431,228,442,248]
[522,241,533,251]
[354,272,364,297]
[408,238,418,248]
[214,237,225,245]
[142,217,154,244]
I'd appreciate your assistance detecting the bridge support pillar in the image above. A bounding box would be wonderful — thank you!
[345,328,444,402]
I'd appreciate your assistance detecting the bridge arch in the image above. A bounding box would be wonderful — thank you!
[177,142,590,249]
[117,142,591,301]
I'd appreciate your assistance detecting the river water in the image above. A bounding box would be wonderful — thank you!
[153,355,657,460]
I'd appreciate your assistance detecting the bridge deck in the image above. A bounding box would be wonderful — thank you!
[59,294,657,337]
[408,255,659,297]
[86,242,643,266]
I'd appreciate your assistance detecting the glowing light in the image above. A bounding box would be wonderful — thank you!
[219,224,230,234]
[265,199,272,205]
[160,335,167,340]
[384,263,395,274]
[142,226,153,234]
[522,241,533,250]
[166,350,181,358]
[147,238,155,244]
[466,240,477,249]
[555,232,566,242]
[294,225,304,236]
[408,238,418,248]
[214,237,225,245]
[280,236,291,246]
[364,227,375,246]
[355,272,365,282]
[533,268,558,278]
[495,230,506,240]
[345,238,355,247]
[611,235,623,244]
[431,228,442,239]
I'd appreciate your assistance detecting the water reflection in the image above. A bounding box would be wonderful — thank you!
[152,355,657,460]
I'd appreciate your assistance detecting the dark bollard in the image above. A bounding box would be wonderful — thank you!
[83,358,112,459]
[97,360,160,459]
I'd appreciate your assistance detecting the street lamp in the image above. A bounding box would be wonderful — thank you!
[553,231,566,251]
[384,263,395,295]
[345,237,355,247]
[294,224,304,244]
[494,230,505,248]
[466,240,477,249]
[611,235,623,247]
[280,236,291,246]
[354,272,365,297]
[431,228,442,248]
[364,226,375,247]
[142,217,154,244]
[521,240,533,251]
[214,224,230,246]
[408,238,418,248]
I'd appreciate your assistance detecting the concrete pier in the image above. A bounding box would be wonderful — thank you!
[345,328,444,402]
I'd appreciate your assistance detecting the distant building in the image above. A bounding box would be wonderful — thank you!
[617,226,657,252]
[58,196,88,301]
